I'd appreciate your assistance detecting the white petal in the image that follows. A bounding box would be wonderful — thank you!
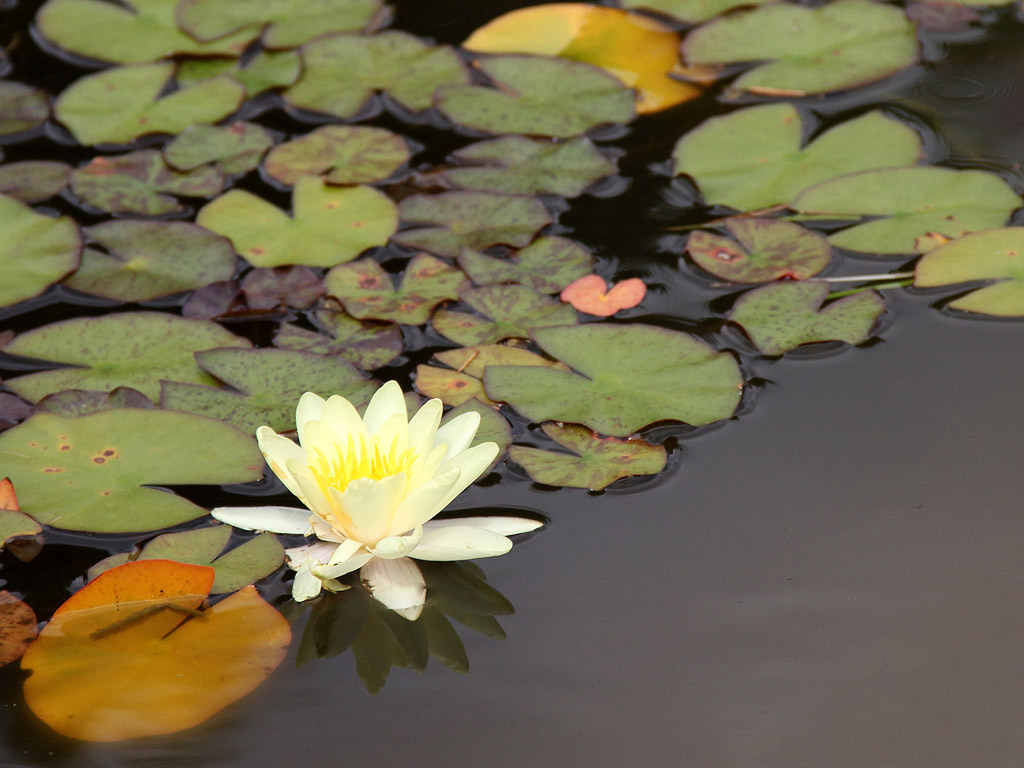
[299,419,344,467]
[423,515,544,536]
[311,518,346,543]
[321,393,368,445]
[312,552,373,579]
[361,557,426,621]
[407,442,448,489]
[410,525,513,561]
[327,537,364,566]
[256,427,306,499]
[285,540,337,568]
[362,380,407,437]
[407,398,442,456]
[295,392,327,447]
[332,473,408,544]
[292,565,324,602]
[369,525,424,559]
[372,412,410,458]
[389,467,461,533]
[212,506,312,535]
[286,460,334,521]
[433,441,500,511]
[432,410,480,458]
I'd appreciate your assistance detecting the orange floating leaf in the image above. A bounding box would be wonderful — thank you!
[560,274,646,316]
[22,560,290,742]
[0,478,18,511]
[0,591,37,667]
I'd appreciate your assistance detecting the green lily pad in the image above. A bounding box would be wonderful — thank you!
[164,122,274,175]
[457,236,593,294]
[239,267,324,310]
[198,176,398,268]
[69,150,224,215]
[729,281,885,355]
[0,509,44,563]
[395,192,552,259]
[442,401,512,472]
[63,221,237,302]
[621,0,771,23]
[509,422,666,490]
[54,63,246,146]
[436,54,636,138]
[793,167,1020,255]
[686,218,831,283]
[0,162,71,203]
[0,195,80,310]
[914,228,1024,317]
[441,136,615,197]
[672,104,921,211]
[432,284,577,346]
[4,312,250,403]
[35,387,153,418]
[682,0,918,95]
[483,323,743,437]
[264,125,408,187]
[0,409,262,532]
[177,0,384,49]
[416,344,569,406]
[324,253,467,325]
[35,0,257,64]
[160,347,377,434]
[177,50,302,96]
[0,82,50,136]
[284,31,468,119]
[274,306,402,370]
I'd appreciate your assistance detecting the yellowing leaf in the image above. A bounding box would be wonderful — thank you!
[22,560,290,742]
[464,3,706,113]
[0,591,37,667]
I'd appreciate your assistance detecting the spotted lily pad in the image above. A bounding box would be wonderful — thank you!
[88,525,284,594]
[54,63,246,146]
[395,192,552,259]
[457,236,593,294]
[416,344,569,406]
[198,176,398,268]
[178,0,385,49]
[0,162,71,203]
[442,401,512,472]
[433,284,578,346]
[324,253,467,325]
[284,31,468,119]
[792,167,1020,255]
[914,228,1024,316]
[70,150,224,215]
[0,409,262,532]
[686,218,831,282]
[164,122,273,175]
[484,323,743,436]
[441,136,615,197]
[161,347,377,433]
[35,0,257,64]
[264,125,408,186]
[0,194,80,310]
[509,423,666,489]
[436,54,636,138]
[682,0,918,95]
[621,0,771,23]
[0,82,50,136]
[176,50,302,96]
[63,221,237,302]
[274,305,402,370]
[730,282,884,355]
[240,267,324,310]
[4,313,250,403]
[672,104,922,211]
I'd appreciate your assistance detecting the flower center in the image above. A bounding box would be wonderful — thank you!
[308,432,418,496]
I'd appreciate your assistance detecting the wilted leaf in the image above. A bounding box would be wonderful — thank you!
[416,344,569,406]
[457,236,593,294]
[0,194,80,310]
[560,274,645,316]
[433,284,577,346]
[164,122,274,175]
[274,305,402,370]
[686,218,832,282]
[0,162,70,203]
[0,82,50,136]
[0,592,37,666]
[264,125,408,186]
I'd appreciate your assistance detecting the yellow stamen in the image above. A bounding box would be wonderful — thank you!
[308,431,418,497]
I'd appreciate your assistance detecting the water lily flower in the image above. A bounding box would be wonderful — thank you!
[211,381,542,619]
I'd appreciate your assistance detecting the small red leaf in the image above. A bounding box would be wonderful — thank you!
[560,274,646,316]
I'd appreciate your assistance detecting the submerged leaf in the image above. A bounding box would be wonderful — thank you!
[0,194,80,310]
[0,592,37,667]
[686,218,832,282]
[264,125,408,186]
[432,284,577,346]
[457,236,593,294]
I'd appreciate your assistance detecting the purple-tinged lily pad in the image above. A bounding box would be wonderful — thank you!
[324,253,467,325]
[0,194,80,310]
[432,284,577,346]
[63,221,237,302]
[36,387,153,418]
[686,218,831,283]
[182,280,243,319]
[457,236,592,294]
[70,150,224,216]
[164,122,274,176]
[0,162,71,203]
[274,304,402,370]
[729,281,885,355]
[509,422,666,490]
[395,191,552,259]
[240,266,324,310]
[0,82,50,136]
[176,50,302,96]
[264,125,409,187]
[416,344,569,406]
[0,394,33,432]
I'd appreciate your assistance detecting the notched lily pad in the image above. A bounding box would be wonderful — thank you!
[729,281,885,355]
[274,305,402,370]
[63,220,237,302]
[416,344,569,406]
[70,150,224,216]
[264,126,409,187]
[440,136,615,198]
[198,176,398,268]
[176,50,302,96]
[240,266,324,310]
[164,122,274,175]
[395,191,552,258]
[324,253,467,325]
[284,31,468,119]
[160,347,377,434]
[686,218,832,283]
[0,82,50,136]
[4,312,251,403]
[457,236,593,294]
[0,194,80,310]
[0,409,262,532]
[483,323,743,437]
[509,422,666,489]
[436,54,636,138]
[432,284,577,346]
[0,162,71,203]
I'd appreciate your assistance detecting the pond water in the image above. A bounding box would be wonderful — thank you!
[0,0,1022,765]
